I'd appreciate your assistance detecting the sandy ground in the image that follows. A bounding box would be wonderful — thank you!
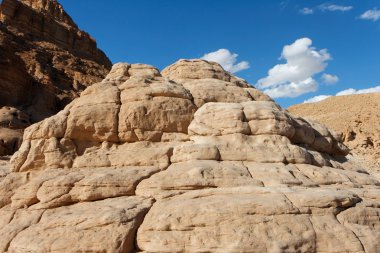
[288,92,380,173]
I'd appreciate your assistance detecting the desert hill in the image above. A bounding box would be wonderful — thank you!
[0,0,112,156]
[288,93,380,172]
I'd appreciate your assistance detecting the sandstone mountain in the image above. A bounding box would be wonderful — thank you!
[0,59,379,253]
[288,93,380,173]
[0,0,112,155]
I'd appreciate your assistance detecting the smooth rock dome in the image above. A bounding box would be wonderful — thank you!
[0,59,379,253]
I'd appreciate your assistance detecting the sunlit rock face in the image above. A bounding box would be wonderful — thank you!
[0,0,112,155]
[0,59,379,253]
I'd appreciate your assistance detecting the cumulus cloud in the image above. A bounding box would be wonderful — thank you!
[360,9,380,21]
[264,78,318,98]
[304,95,332,103]
[336,86,380,96]
[321,73,339,84]
[201,49,250,73]
[304,85,380,103]
[300,8,313,15]
[256,37,331,98]
[319,4,353,12]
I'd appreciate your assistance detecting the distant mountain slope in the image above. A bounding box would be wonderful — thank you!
[288,92,380,171]
[0,0,112,155]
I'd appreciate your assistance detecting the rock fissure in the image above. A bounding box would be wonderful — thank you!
[4,209,46,252]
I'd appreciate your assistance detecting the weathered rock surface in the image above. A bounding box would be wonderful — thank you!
[288,93,380,172]
[0,0,112,155]
[1,59,379,252]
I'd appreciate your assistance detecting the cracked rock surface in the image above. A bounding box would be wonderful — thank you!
[0,60,379,253]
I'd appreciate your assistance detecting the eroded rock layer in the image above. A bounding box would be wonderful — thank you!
[0,0,112,155]
[1,59,379,253]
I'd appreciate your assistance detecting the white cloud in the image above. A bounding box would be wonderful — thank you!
[300,8,313,15]
[360,9,380,21]
[321,73,339,84]
[265,78,318,98]
[304,85,380,103]
[201,49,250,73]
[336,86,380,96]
[319,4,353,12]
[304,95,332,103]
[336,88,356,96]
[257,37,331,98]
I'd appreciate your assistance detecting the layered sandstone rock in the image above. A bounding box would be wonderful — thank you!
[0,0,112,155]
[288,93,380,172]
[0,60,379,253]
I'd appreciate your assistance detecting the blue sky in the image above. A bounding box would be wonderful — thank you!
[58,0,380,107]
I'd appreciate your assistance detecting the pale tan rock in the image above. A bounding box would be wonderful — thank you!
[171,143,220,163]
[0,172,29,208]
[8,196,153,253]
[2,59,379,253]
[244,87,274,101]
[8,167,159,209]
[104,63,130,83]
[160,132,189,142]
[242,101,295,138]
[0,159,9,181]
[0,208,44,252]
[161,61,273,107]
[118,75,196,142]
[162,59,249,87]
[137,186,316,253]
[310,214,365,252]
[290,117,316,146]
[118,98,195,141]
[284,187,361,214]
[128,64,161,78]
[181,78,253,107]
[188,102,250,136]
[12,138,76,172]
[23,110,68,140]
[295,164,352,186]
[338,205,380,253]
[244,162,304,186]
[191,134,311,164]
[73,142,173,170]
[349,188,380,207]
[308,149,333,167]
[136,161,263,198]
[10,169,66,209]
[65,82,120,142]
[337,169,380,186]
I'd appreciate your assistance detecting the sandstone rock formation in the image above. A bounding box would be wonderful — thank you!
[0,0,112,155]
[0,59,379,252]
[288,93,380,173]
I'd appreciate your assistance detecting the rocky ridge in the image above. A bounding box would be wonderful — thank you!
[0,0,112,155]
[0,59,379,252]
[288,93,380,173]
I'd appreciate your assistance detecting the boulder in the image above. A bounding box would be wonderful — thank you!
[1,59,379,253]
